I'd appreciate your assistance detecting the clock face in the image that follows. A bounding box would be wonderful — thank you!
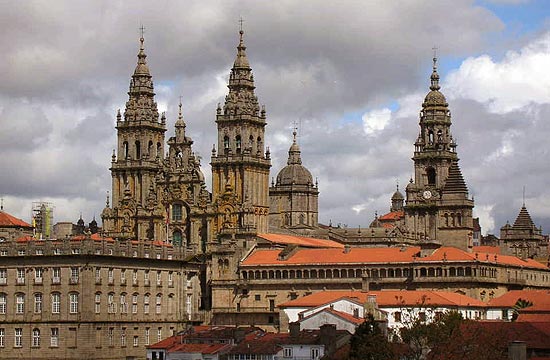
[423,190,432,199]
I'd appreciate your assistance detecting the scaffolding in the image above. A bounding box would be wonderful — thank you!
[32,202,54,240]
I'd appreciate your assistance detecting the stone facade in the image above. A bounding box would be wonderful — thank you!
[500,205,548,259]
[0,234,203,360]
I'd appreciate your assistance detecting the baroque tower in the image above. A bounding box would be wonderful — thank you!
[210,29,271,237]
[102,36,166,240]
[269,129,319,231]
[404,56,474,250]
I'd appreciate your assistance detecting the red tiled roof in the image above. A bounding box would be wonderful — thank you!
[323,308,365,325]
[423,247,548,270]
[0,211,32,228]
[488,290,550,309]
[257,233,344,248]
[278,290,485,308]
[379,210,404,221]
[241,246,420,266]
[472,246,500,254]
[168,343,231,354]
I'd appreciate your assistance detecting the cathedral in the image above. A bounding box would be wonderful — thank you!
[1,26,548,360]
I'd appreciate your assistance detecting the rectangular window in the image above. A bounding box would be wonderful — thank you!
[95,293,101,314]
[18,250,25,256]
[121,270,126,284]
[35,249,44,255]
[255,294,261,301]
[144,295,150,314]
[52,268,61,284]
[35,268,43,284]
[133,270,138,285]
[0,328,4,347]
[15,328,22,347]
[156,271,162,286]
[95,268,101,284]
[0,293,6,314]
[32,328,40,347]
[50,328,59,347]
[283,348,292,358]
[71,248,80,254]
[157,327,162,342]
[121,328,126,347]
[0,269,6,285]
[133,335,139,347]
[311,348,320,359]
[16,268,25,285]
[144,271,150,286]
[108,328,114,346]
[108,293,116,313]
[172,204,182,221]
[168,272,173,287]
[70,293,79,314]
[132,294,138,314]
[120,294,127,313]
[34,293,42,313]
[53,248,62,255]
[394,311,402,322]
[70,267,79,284]
[108,269,114,284]
[156,295,162,314]
[16,293,25,314]
[51,293,60,314]
[0,250,6,256]
[145,328,150,345]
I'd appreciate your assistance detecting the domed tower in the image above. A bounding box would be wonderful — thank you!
[269,129,319,229]
[390,185,404,212]
[404,56,474,250]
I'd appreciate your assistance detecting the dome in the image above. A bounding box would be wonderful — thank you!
[275,130,314,186]
[391,189,404,201]
[276,163,313,186]
[423,90,448,107]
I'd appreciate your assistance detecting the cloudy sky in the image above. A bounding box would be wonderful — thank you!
[1,0,550,235]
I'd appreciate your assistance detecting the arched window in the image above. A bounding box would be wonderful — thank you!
[427,167,436,185]
[236,135,242,153]
[428,130,434,144]
[156,142,162,157]
[299,213,305,224]
[123,141,129,159]
[135,140,141,159]
[144,294,150,314]
[173,230,182,246]
[155,294,162,314]
[223,136,230,150]
[457,213,462,227]
[148,141,153,156]
[257,136,262,152]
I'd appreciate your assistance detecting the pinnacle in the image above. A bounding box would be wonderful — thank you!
[442,161,468,194]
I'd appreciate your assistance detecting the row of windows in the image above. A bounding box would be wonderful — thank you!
[0,247,174,259]
[122,140,162,160]
[0,292,78,315]
[241,266,501,280]
[0,326,167,349]
[94,292,175,315]
[0,267,175,287]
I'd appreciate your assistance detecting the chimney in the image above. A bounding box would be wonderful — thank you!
[289,322,300,338]
[508,341,526,360]
[319,324,337,354]
[343,245,350,254]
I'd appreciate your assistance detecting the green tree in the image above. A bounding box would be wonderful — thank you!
[511,298,533,321]
[348,313,395,360]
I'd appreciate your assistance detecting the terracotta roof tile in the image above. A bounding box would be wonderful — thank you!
[378,210,404,221]
[472,246,500,254]
[167,343,231,354]
[488,290,550,309]
[278,290,485,308]
[242,247,420,266]
[257,233,343,248]
[0,211,32,228]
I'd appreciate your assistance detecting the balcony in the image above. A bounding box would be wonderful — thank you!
[52,277,61,284]
[69,277,79,285]
[16,278,25,285]
[34,278,43,285]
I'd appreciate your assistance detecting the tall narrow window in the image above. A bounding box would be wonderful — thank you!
[144,294,150,314]
[135,140,141,159]
[51,293,60,314]
[427,167,436,185]
[223,136,230,150]
[95,293,101,314]
[123,141,129,159]
[70,267,79,284]
[120,293,127,313]
[108,293,115,313]
[52,268,60,284]
[34,293,42,313]
[14,328,22,347]
[172,204,182,222]
[50,328,59,347]
[121,328,126,347]
[0,328,4,347]
[35,268,43,284]
[16,293,25,314]
[69,293,79,314]
[32,328,40,347]
[0,293,6,314]
[108,328,114,346]
[132,293,138,314]
[155,294,162,314]
[172,230,182,246]
[16,268,25,285]
[0,269,6,285]
[236,135,242,153]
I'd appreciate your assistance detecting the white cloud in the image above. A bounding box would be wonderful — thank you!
[446,32,550,114]
[473,204,496,235]
[362,108,392,135]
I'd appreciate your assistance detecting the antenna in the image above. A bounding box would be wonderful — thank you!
[139,24,145,39]
[239,17,245,32]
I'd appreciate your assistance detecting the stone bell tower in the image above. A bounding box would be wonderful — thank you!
[210,28,271,238]
[404,56,474,250]
[102,35,167,240]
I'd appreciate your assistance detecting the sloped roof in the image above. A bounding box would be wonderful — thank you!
[278,290,485,308]
[472,246,500,254]
[488,290,550,309]
[379,210,404,221]
[512,205,537,230]
[0,211,32,228]
[442,161,468,194]
[241,246,420,266]
[257,233,343,248]
[167,343,231,354]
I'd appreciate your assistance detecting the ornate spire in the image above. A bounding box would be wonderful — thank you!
[430,53,440,91]
[222,28,261,119]
[287,128,302,165]
[124,35,160,123]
